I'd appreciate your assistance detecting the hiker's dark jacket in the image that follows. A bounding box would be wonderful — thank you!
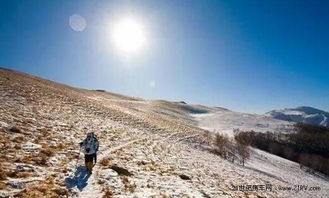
[80,136,99,155]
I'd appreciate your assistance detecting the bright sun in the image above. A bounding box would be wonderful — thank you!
[111,18,146,53]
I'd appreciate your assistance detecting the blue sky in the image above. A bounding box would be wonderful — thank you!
[1,0,328,113]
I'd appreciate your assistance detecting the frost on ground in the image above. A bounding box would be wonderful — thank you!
[0,68,328,198]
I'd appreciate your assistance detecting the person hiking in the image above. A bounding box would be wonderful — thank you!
[79,132,99,174]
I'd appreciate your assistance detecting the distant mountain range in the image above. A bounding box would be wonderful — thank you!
[266,106,329,128]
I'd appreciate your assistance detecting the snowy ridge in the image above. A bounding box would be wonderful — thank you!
[266,106,329,128]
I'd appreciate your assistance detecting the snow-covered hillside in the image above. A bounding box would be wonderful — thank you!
[191,108,329,198]
[0,68,328,198]
[193,109,295,136]
[266,106,329,128]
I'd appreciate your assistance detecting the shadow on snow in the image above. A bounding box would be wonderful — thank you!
[65,165,91,191]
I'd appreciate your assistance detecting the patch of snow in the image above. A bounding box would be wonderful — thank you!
[0,120,9,128]
[21,142,41,152]
[320,114,328,127]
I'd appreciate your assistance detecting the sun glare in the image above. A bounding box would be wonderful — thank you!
[111,18,146,53]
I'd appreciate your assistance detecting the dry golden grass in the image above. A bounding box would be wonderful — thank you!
[40,147,55,157]
[14,143,21,150]
[15,178,68,198]
[0,162,7,181]
[40,142,68,155]
[38,128,50,136]
[56,143,66,151]
[61,166,68,174]
[100,158,110,166]
[51,187,68,197]
[34,155,47,165]
[13,136,25,143]
[203,130,214,145]
[0,171,7,181]
[0,181,6,190]
[122,176,136,193]
[16,154,48,166]
[102,185,114,198]
[97,179,105,185]
[136,160,147,166]
[6,170,32,178]
[0,134,9,146]
[14,144,60,166]
[141,160,160,172]
[157,194,170,198]
[0,154,10,164]
[33,137,41,144]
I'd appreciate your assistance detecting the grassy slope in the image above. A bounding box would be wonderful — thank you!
[1,68,327,198]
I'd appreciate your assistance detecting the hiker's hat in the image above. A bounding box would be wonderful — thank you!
[87,131,93,137]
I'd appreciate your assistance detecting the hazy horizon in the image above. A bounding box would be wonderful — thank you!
[1,0,328,114]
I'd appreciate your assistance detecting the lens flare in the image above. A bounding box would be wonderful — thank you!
[111,18,146,53]
[69,14,87,32]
